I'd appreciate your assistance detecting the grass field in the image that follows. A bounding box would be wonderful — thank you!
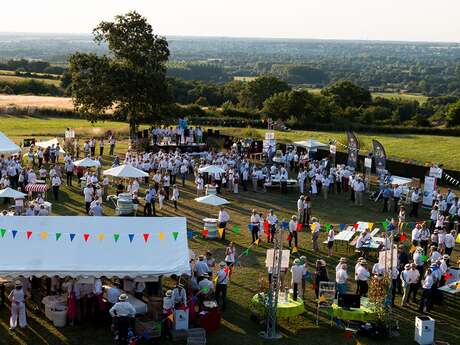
[0,117,458,345]
[211,126,460,171]
[0,95,73,110]
[0,74,61,87]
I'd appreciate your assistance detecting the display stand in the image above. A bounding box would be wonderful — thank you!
[316,282,336,325]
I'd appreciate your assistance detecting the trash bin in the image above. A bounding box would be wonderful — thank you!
[415,315,435,345]
[51,306,68,327]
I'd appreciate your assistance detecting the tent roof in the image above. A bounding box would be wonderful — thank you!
[103,164,149,178]
[0,188,26,199]
[198,165,225,174]
[35,138,65,154]
[294,140,329,149]
[0,132,21,154]
[74,157,99,168]
[0,216,190,278]
[195,194,230,206]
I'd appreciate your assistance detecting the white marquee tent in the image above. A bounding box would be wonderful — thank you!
[34,138,66,154]
[294,139,329,150]
[73,157,99,168]
[195,194,230,206]
[0,187,26,199]
[103,164,149,178]
[0,132,21,154]
[0,216,190,278]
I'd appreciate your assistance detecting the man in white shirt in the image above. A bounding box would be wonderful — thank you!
[356,260,370,297]
[409,188,421,217]
[215,262,229,310]
[218,206,230,240]
[291,259,306,300]
[400,264,411,306]
[297,196,304,224]
[194,255,210,278]
[444,230,456,256]
[51,175,61,200]
[411,224,421,246]
[419,269,433,313]
[336,263,348,296]
[267,209,278,243]
[171,283,187,308]
[250,209,260,243]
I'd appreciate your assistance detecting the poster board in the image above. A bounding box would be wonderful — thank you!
[422,176,436,207]
[429,167,443,179]
[265,249,290,269]
[378,247,398,270]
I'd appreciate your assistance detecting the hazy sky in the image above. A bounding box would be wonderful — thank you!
[1,0,459,42]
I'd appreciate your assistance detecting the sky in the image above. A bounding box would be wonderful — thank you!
[1,0,459,42]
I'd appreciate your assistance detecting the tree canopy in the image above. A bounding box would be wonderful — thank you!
[68,11,170,136]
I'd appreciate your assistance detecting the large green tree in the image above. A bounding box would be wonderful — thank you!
[321,80,371,109]
[446,99,460,127]
[238,76,290,110]
[69,11,170,137]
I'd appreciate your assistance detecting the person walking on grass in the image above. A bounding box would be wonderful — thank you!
[311,217,320,251]
[171,184,180,210]
[288,215,299,248]
[327,224,335,256]
[250,209,260,243]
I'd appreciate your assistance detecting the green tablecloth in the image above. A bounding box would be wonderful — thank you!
[250,294,305,318]
[331,303,377,322]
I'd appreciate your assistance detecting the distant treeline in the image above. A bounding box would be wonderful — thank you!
[0,58,65,75]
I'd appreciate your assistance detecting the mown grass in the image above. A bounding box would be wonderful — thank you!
[0,116,459,344]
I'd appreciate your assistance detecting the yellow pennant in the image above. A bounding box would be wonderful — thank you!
[98,233,105,241]
[292,247,298,253]
[456,282,460,289]
[40,231,48,240]
[167,314,174,322]
[254,238,260,246]
[218,228,224,238]
[213,276,218,285]
[367,222,374,230]
[159,232,165,241]
[311,223,316,232]
[409,245,416,254]
[318,295,326,303]
[456,234,460,244]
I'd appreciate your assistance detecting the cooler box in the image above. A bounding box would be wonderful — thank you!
[174,309,189,330]
[415,316,435,345]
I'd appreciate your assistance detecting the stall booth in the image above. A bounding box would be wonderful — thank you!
[0,216,190,334]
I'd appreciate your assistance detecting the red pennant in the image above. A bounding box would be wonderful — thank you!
[143,233,150,243]
[224,267,230,273]
[296,223,302,231]
[287,234,293,241]
[83,234,90,242]
[444,273,453,281]
[400,234,407,241]
[353,223,359,230]
[26,231,32,239]
[202,229,209,237]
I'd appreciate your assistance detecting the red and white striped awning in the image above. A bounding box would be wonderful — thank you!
[25,184,49,193]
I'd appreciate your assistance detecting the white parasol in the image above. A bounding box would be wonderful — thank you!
[195,194,230,206]
[103,164,149,178]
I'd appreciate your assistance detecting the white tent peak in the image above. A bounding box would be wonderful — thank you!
[0,132,21,154]
[73,157,99,168]
[0,188,26,199]
[195,194,230,206]
[294,139,329,149]
[198,165,225,174]
[103,164,149,178]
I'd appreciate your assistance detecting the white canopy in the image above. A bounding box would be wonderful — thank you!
[294,140,329,149]
[0,188,26,199]
[0,216,190,278]
[198,165,225,174]
[391,176,412,186]
[195,194,230,206]
[0,132,21,154]
[74,157,99,168]
[103,164,149,178]
[35,138,66,154]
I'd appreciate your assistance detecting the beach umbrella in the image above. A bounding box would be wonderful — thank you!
[198,165,225,174]
[0,188,26,199]
[73,157,99,168]
[195,194,230,206]
[103,164,149,178]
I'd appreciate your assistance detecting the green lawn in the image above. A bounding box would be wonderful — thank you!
[210,126,460,171]
[0,117,458,344]
[372,92,428,104]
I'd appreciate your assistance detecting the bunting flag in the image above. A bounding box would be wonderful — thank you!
[55,233,61,241]
[318,295,326,303]
[368,223,374,230]
[444,273,453,281]
[40,231,48,240]
[167,314,174,322]
[26,231,32,239]
[224,267,230,273]
[254,239,260,246]
[263,221,270,234]
[128,234,135,243]
[311,223,317,232]
[325,223,331,232]
[456,234,460,244]
[281,221,289,230]
[232,225,240,234]
[187,230,194,240]
[400,234,407,242]
[202,229,209,238]
[12,230,18,239]
[409,245,416,254]
[292,246,298,254]
[98,233,105,241]
[353,223,359,230]
[159,232,165,241]
[296,223,302,232]
[242,248,250,256]
[113,234,120,242]
[143,233,150,243]
[217,228,224,238]
[70,233,76,242]
[0,228,6,238]
[201,285,210,293]
[83,233,90,242]
[345,329,354,339]
[172,232,179,241]
[339,224,346,231]
[382,220,389,230]
[456,282,460,289]
[247,224,253,232]
[421,255,428,262]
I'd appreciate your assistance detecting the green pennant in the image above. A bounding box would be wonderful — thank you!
[0,228,6,238]
[421,255,428,262]
[114,234,120,242]
[325,223,331,232]
[233,225,240,234]
[243,248,250,256]
[201,285,209,293]
[382,221,389,230]
[55,233,62,241]
[172,232,179,241]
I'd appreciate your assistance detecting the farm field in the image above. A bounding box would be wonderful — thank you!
[0,74,61,86]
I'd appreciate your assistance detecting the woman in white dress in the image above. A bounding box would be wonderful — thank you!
[9,280,28,330]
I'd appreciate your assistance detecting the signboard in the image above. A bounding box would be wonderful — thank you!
[265,132,275,140]
[372,139,387,175]
[378,247,398,270]
[265,249,291,269]
[422,176,436,207]
[429,167,443,179]
[364,157,372,169]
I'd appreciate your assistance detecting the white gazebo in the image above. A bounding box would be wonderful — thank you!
[198,165,225,174]
[103,164,149,178]
[0,132,21,154]
[35,138,66,154]
[293,139,329,150]
[0,188,26,199]
[73,157,99,168]
[195,194,230,206]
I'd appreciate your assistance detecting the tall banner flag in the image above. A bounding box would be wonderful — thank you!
[347,131,359,169]
[372,139,387,176]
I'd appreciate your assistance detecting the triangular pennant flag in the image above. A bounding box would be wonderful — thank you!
[114,234,120,242]
[353,223,359,230]
[202,229,209,237]
[143,233,150,243]
[456,282,460,289]
[232,225,240,234]
[409,245,416,254]
[456,233,460,244]
[281,221,289,230]
[292,246,298,253]
[383,221,389,230]
[368,222,374,230]
[172,232,179,241]
[243,248,250,256]
[421,255,428,262]
[400,234,407,242]
[159,232,165,241]
[167,314,174,322]
[98,233,105,241]
[201,285,209,293]
[444,273,453,281]
[311,223,316,232]
[187,230,193,240]
[296,223,302,231]
[247,224,253,231]
[339,224,346,231]
[40,231,48,240]
[55,233,62,241]
[224,267,230,273]
[70,233,76,242]
[254,239,260,246]
[325,223,331,231]
[0,228,6,238]
[26,231,32,239]
[218,228,224,238]
[83,233,90,242]
[12,230,18,239]
[128,234,135,243]
[318,295,326,303]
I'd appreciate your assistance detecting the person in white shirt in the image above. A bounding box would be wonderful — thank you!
[218,206,230,240]
[411,224,421,246]
[356,260,370,297]
[291,259,306,300]
[9,280,28,329]
[297,195,304,224]
[409,188,421,217]
[194,255,210,278]
[215,262,229,310]
[250,209,260,243]
[419,269,433,312]
[400,264,411,306]
[354,177,365,206]
[288,215,299,248]
[326,225,335,256]
[336,263,348,296]
[51,175,61,200]
[267,209,278,244]
[409,263,421,303]
[311,217,321,251]
[171,283,187,308]
[444,230,456,256]
[83,185,94,214]
[393,184,402,213]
